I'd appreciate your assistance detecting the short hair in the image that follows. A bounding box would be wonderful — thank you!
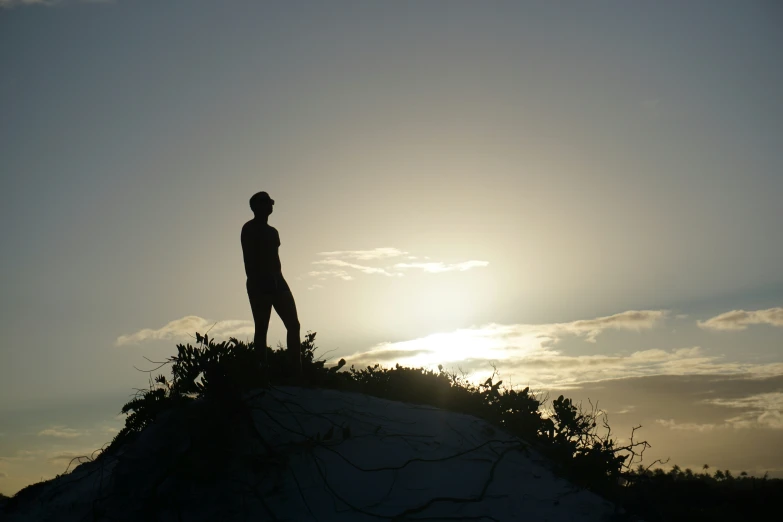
[249,191,274,213]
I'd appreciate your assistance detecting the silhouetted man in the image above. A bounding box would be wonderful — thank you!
[242,191,301,374]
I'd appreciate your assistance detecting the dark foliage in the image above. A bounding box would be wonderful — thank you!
[618,465,783,521]
[108,333,639,494]
[108,332,343,451]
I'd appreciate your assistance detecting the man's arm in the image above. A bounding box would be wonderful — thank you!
[241,223,252,276]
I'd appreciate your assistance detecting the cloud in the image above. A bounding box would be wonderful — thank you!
[0,450,41,462]
[308,270,353,281]
[308,247,488,282]
[346,348,434,366]
[0,0,58,7]
[317,248,408,260]
[706,393,783,430]
[47,451,96,468]
[394,260,489,273]
[343,307,783,390]
[116,316,254,346]
[343,310,671,383]
[655,419,718,432]
[698,307,783,331]
[557,310,668,342]
[0,0,112,8]
[654,393,783,431]
[38,426,82,438]
[313,259,399,277]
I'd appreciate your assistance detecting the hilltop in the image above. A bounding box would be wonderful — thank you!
[2,333,780,521]
[1,384,618,521]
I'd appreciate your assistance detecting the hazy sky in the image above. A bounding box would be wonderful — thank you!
[1,0,782,495]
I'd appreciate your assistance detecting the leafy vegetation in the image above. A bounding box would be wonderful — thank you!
[109,332,641,496]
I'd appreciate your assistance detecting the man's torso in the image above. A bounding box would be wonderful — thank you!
[241,219,282,281]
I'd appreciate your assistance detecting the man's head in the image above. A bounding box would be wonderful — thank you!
[250,191,275,216]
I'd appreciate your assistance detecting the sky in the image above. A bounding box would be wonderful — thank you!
[1,0,782,495]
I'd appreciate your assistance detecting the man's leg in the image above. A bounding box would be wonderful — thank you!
[248,288,273,384]
[273,281,301,375]
[248,285,274,350]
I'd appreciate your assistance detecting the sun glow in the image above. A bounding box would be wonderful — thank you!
[367,325,547,371]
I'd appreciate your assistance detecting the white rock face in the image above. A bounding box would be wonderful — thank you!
[4,387,617,521]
